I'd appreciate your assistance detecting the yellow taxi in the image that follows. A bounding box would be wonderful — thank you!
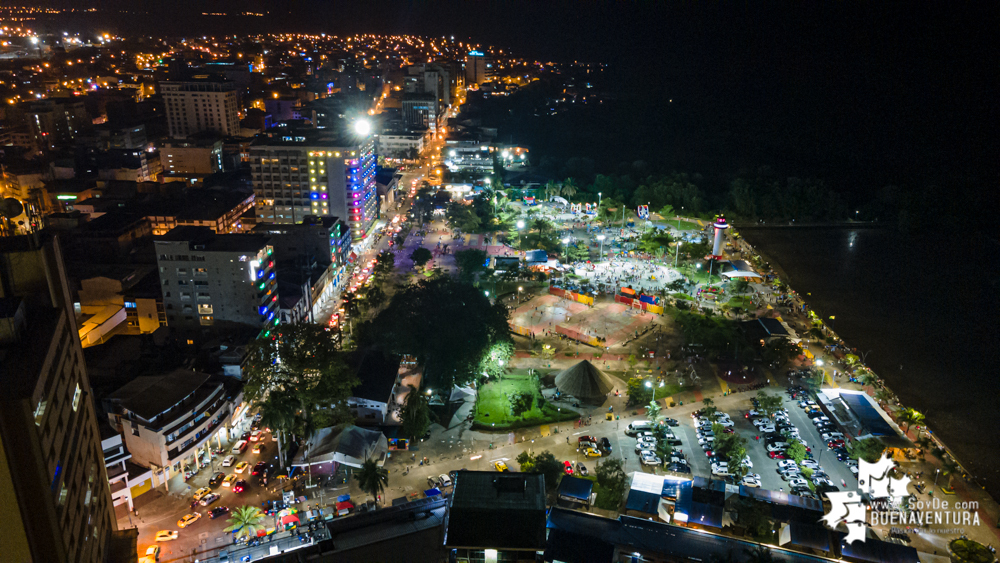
[223,473,238,487]
[234,461,250,474]
[583,447,603,458]
[494,461,508,472]
[177,513,201,528]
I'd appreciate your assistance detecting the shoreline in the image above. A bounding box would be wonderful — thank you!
[733,228,995,500]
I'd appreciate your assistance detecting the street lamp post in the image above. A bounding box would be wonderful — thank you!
[674,242,682,268]
[597,234,605,260]
[562,237,570,258]
[516,220,525,249]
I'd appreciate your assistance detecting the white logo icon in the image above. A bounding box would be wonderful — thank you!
[820,453,909,543]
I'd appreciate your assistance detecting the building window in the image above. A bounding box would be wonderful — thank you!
[72,383,81,412]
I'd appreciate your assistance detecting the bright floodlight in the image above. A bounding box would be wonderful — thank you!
[354,119,371,136]
[30,37,39,44]
[516,220,525,229]
[597,234,605,241]
[562,238,570,244]
[645,381,652,388]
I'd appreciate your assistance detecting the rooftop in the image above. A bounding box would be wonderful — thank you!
[105,369,212,421]
[445,471,547,550]
[156,226,270,253]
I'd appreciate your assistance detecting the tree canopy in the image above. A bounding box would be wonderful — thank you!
[244,323,359,438]
[362,277,512,389]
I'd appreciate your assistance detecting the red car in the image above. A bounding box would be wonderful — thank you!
[768,451,788,459]
[578,436,596,444]
[233,479,247,493]
[704,449,714,457]
[827,439,845,449]
[563,461,574,475]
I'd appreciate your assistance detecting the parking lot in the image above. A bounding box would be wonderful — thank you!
[624,387,859,497]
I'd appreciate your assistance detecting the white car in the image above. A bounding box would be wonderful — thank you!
[742,473,762,487]
[714,419,735,428]
[812,417,830,425]
[821,432,844,441]
[849,465,859,477]
[698,436,715,445]
[788,478,809,489]
[438,474,452,488]
[780,469,803,480]
[640,452,662,466]
[813,477,836,488]
[758,425,776,434]
[799,400,817,408]
[752,418,769,428]
[711,464,731,476]
[800,460,820,470]
[222,455,235,467]
[777,460,798,470]
[737,456,753,469]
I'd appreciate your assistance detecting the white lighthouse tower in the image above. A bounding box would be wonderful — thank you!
[710,216,729,259]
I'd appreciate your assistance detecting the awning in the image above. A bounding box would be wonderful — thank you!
[335,500,354,515]
[280,513,299,526]
[721,270,762,279]
[424,488,441,497]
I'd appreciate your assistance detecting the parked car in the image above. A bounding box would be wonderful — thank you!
[562,461,574,475]
[494,461,509,472]
[788,478,809,489]
[667,463,692,474]
[640,452,661,466]
[742,473,762,487]
[583,447,603,458]
[578,436,597,444]
[438,473,453,488]
[600,437,613,452]
[662,418,679,427]
[768,451,788,459]
[577,462,588,476]
[800,459,821,471]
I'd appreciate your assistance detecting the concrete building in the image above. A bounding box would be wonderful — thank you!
[464,50,491,86]
[402,94,439,133]
[144,188,255,236]
[161,137,224,175]
[250,132,378,245]
[0,234,122,562]
[101,423,153,516]
[161,78,241,138]
[377,132,423,158]
[22,98,91,151]
[154,226,278,333]
[104,369,245,488]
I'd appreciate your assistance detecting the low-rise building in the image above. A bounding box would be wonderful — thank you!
[104,369,245,490]
[162,136,225,175]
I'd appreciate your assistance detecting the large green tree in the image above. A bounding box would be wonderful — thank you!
[454,249,489,282]
[401,389,432,440]
[244,323,359,443]
[849,437,887,463]
[410,247,433,269]
[595,457,627,498]
[363,277,512,389]
[532,451,566,490]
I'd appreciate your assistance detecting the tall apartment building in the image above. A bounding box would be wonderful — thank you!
[154,226,278,333]
[464,50,490,86]
[160,78,240,138]
[22,98,91,151]
[162,137,224,175]
[0,234,119,562]
[250,132,378,244]
[402,94,440,133]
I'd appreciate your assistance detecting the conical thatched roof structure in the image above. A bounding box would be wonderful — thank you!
[554,360,615,401]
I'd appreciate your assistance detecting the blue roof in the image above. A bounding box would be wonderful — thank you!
[841,538,920,563]
[425,488,441,497]
[525,250,548,263]
[788,522,831,552]
[625,489,662,513]
[688,501,723,528]
[840,393,897,437]
[557,476,593,501]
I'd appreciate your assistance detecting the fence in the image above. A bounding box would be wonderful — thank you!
[510,324,533,337]
[614,294,663,315]
[549,286,595,305]
[555,325,602,347]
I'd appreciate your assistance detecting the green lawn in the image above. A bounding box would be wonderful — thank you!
[473,374,579,430]
[671,219,704,231]
[727,296,753,308]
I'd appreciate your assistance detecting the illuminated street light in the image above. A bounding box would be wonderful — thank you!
[645,381,652,388]
[354,119,371,136]
[675,241,682,268]
[597,234,605,258]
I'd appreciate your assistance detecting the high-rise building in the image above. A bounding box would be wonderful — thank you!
[250,131,378,245]
[21,98,91,151]
[154,226,278,332]
[464,50,490,87]
[0,234,120,562]
[402,94,439,133]
[160,78,240,139]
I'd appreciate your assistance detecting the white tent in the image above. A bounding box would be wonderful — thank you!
[552,196,569,206]
[721,270,762,279]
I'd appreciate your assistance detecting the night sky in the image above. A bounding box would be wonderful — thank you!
[30,1,1000,195]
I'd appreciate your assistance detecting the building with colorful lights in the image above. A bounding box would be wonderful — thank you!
[250,132,378,246]
[154,226,278,334]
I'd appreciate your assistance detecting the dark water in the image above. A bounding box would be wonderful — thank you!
[740,227,1000,498]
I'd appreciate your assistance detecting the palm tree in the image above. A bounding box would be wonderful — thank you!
[874,389,891,405]
[225,505,266,541]
[898,408,925,434]
[561,178,578,199]
[858,370,878,394]
[257,390,299,468]
[355,457,389,506]
[544,180,561,200]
